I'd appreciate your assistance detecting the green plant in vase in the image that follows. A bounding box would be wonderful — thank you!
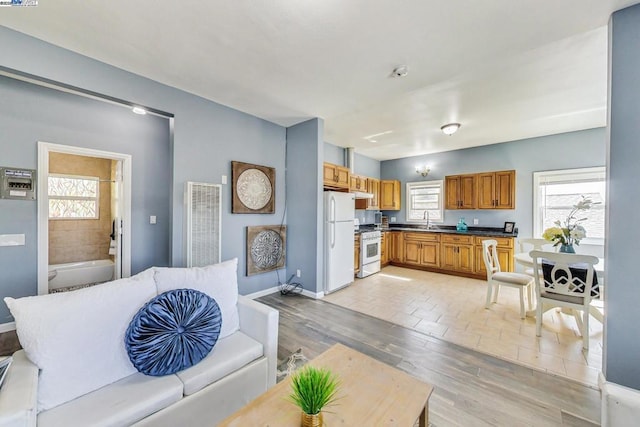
[289,365,340,427]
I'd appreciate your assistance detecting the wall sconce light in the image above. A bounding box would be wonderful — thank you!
[415,165,431,177]
[441,123,461,135]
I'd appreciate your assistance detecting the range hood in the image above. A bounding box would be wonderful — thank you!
[346,147,374,200]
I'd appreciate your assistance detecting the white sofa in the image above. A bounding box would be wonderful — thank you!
[0,259,279,427]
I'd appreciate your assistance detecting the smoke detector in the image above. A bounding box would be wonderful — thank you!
[391,65,409,77]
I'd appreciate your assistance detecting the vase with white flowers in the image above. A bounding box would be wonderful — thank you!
[542,195,597,253]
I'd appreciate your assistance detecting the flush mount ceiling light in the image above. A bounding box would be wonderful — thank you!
[132,106,147,115]
[391,65,409,78]
[441,123,461,135]
[415,165,431,177]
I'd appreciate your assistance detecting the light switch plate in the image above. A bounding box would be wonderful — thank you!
[221,175,228,185]
[149,216,157,224]
[0,234,25,246]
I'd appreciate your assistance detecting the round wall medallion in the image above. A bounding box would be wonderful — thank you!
[236,168,272,210]
[250,230,283,269]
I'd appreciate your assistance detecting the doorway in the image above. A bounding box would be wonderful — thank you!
[37,142,132,295]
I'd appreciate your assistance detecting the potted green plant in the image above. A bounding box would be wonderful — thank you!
[289,365,340,427]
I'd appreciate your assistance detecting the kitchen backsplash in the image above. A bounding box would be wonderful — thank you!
[355,209,377,225]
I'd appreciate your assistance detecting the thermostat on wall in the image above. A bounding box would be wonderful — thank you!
[0,167,37,200]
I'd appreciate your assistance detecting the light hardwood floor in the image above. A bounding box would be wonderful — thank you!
[323,266,603,387]
[259,292,600,426]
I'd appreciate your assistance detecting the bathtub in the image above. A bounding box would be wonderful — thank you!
[48,259,115,291]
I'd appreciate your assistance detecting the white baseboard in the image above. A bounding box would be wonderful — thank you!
[244,286,325,300]
[0,322,16,333]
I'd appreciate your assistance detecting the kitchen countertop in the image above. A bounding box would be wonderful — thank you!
[355,224,517,238]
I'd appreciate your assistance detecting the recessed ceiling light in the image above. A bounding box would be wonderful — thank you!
[363,130,393,140]
[441,123,461,135]
[132,106,147,115]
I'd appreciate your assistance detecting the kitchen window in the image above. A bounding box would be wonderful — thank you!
[48,174,100,219]
[533,167,605,245]
[406,180,443,223]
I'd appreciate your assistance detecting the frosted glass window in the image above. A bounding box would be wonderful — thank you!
[48,174,99,219]
[406,180,443,223]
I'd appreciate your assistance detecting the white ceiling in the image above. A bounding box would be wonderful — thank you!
[1,1,637,160]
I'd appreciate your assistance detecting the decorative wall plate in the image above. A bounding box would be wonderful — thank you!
[232,161,275,214]
[246,225,286,276]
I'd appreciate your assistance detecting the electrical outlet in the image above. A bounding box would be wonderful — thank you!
[390,217,397,223]
[296,269,301,278]
[473,218,479,225]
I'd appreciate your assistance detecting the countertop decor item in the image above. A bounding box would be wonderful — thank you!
[542,195,596,251]
[231,161,275,214]
[289,365,340,427]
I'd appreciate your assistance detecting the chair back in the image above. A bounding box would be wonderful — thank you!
[518,238,555,253]
[530,250,599,304]
[482,240,500,280]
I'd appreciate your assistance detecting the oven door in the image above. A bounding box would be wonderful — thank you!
[361,238,381,265]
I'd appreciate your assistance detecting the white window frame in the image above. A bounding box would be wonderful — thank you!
[405,180,444,224]
[533,166,605,246]
[48,173,100,220]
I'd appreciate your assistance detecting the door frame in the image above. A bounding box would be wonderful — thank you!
[37,141,132,295]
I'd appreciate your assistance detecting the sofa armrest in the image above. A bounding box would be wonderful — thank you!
[0,350,38,427]
[237,296,279,388]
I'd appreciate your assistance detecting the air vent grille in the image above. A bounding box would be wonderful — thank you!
[184,182,221,267]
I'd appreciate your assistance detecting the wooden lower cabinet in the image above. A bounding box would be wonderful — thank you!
[387,231,513,278]
[474,236,514,276]
[402,233,439,268]
[354,235,361,276]
[388,231,403,263]
[380,232,389,266]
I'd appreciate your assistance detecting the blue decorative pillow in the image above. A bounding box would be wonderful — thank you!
[125,289,222,376]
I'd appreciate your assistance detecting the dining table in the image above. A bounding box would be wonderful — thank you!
[513,252,605,322]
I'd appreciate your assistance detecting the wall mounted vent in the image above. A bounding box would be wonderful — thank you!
[184,182,221,267]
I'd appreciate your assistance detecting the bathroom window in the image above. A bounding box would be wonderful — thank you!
[48,174,100,219]
[405,180,443,223]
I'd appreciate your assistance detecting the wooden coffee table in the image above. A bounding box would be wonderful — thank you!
[219,343,434,426]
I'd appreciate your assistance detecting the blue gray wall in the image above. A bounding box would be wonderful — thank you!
[288,120,324,293]
[380,128,606,240]
[0,26,287,319]
[606,3,640,389]
[0,75,171,323]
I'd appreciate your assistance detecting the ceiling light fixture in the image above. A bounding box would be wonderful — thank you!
[391,65,409,78]
[132,106,147,115]
[441,123,461,135]
[415,165,431,177]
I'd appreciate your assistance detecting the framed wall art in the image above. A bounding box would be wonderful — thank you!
[246,225,286,276]
[231,161,275,214]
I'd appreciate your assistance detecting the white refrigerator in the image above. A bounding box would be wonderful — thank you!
[324,191,355,293]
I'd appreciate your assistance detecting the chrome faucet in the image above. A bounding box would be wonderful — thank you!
[423,210,430,229]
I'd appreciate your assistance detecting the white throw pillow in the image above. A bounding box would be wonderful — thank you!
[153,258,240,339]
[4,270,157,412]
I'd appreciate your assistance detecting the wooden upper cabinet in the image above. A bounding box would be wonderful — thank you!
[367,178,380,210]
[477,170,515,209]
[380,180,401,210]
[447,169,515,210]
[445,174,476,209]
[349,175,368,192]
[323,162,350,190]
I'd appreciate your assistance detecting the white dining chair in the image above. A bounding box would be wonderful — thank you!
[483,240,534,318]
[517,238,557,276]
[530,250,599,350]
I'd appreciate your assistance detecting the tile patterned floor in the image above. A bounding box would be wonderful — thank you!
[323,265,603,388]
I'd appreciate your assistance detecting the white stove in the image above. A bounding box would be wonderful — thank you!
[358,230,382,278]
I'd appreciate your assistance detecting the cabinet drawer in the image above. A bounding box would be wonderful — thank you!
[474,236,513,248]
[441,234,473,244]
[403,232,440,242]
